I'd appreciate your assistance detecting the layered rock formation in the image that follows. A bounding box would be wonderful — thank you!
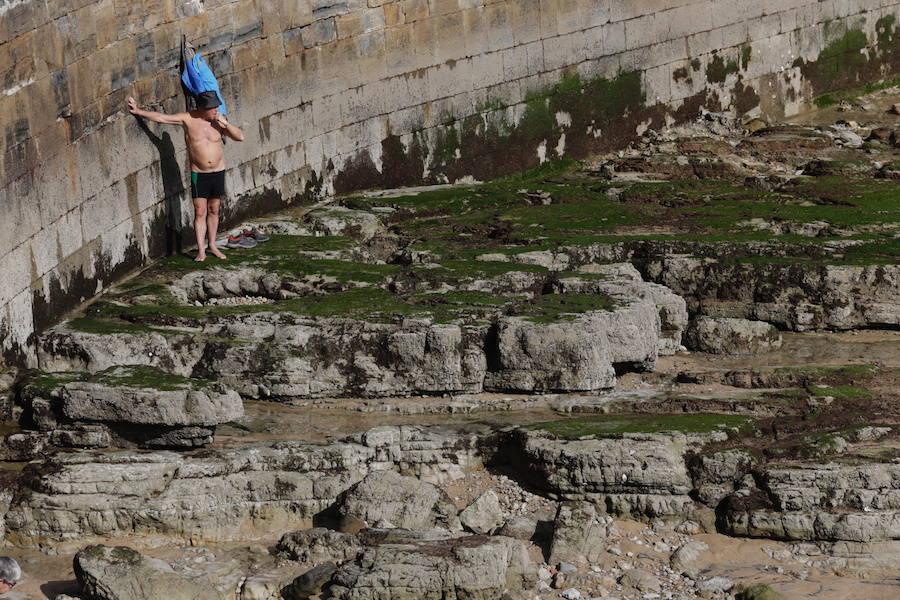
[19,366,243,449]
[34,264,686,399]
[2,425,484,548]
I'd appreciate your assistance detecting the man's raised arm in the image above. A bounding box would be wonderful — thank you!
[214,113,245,142]
[127,97,185,126]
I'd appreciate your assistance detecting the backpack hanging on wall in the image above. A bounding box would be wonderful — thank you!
[179,35,228,115]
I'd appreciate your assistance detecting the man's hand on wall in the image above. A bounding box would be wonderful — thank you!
[215,113,229,128]
[127,96,139,114]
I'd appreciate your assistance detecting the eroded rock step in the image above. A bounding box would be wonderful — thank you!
[3,419,899,582]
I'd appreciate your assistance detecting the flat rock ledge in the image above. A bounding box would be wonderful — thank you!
[37,265,686,399]
[16,366,243,450]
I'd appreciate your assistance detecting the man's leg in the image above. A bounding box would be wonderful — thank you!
[193,196,208,262]
[207,197,226,259]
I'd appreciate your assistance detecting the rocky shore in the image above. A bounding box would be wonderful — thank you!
[1,90,899,599]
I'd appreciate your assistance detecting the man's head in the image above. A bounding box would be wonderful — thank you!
[0,557,21,594]
[195,91,221,121]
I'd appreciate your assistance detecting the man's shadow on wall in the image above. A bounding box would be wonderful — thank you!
[136,118,186,256]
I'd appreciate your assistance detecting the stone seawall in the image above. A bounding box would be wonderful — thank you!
[2,0,899,367]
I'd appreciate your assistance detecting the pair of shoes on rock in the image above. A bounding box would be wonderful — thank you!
[218,228,269,250]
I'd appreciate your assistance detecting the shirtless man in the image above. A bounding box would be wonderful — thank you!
[127,92,245,261]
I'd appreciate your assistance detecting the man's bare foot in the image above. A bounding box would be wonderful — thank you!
[209,247,227,259]
[195,253,206,262]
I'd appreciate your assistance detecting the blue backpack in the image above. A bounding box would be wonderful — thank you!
[180,36,228,115]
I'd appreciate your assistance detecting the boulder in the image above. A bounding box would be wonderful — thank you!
[697,575,734,596]
[548,502,610,565]
[513,429,701,519]
[276,528,362,564]
[669,540,709,577]
[459,491,504,535]
[618,569,661,592]
[327,534,533,600]
[60,376,243,428]
[74,545,225,600]
[305,206,385,240]
[282,562,339,600]
[555,263,688,355]
[685,317,782,355]
[335,471,461,532]
[497,516,547,542]
[690,449,756,506]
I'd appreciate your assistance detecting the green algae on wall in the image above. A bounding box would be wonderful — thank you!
[706,54,740,83]
[518,71,645,141]
[796,17,899,94]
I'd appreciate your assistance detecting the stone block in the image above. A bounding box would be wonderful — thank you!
[523,38,544,74]
[501,44,530,80]
[0,243,32,308]
[470,50,505,90]
[383,1,404,25]
[1,290,36,366]
[543,30,587,71]
[429,0,460,17]
[483,2,515,51]
[434,11,467,62]
[463,6,492,55]
[301,17,338,48]
[402,0,430,22]
[539,0,560,38]
[509,0,542,44]
[384,23,416,75]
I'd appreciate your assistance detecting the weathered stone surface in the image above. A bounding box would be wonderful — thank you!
[276,528,362,564]
[721,461,900,569]
[74,545,225,600]
[737,584,786,600]
[327,534,533,600]
[690,449,756,506]
[618,568,661,592]
[647,259,900,331]
[513,429,704,519]
[459,490,503,535]
[305,206,386,240]
[0,431,47,461]
[19,367,243,449]
[548,501,610,565]
[4,425,482,547]
[556,263,688,355]
[670,540,709,576]
[335,470,461,532]
[484,302,660,393]
[60,379,243,427]
[0,472,16,540]
[38,294,677,399]
[685,317,783,355]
